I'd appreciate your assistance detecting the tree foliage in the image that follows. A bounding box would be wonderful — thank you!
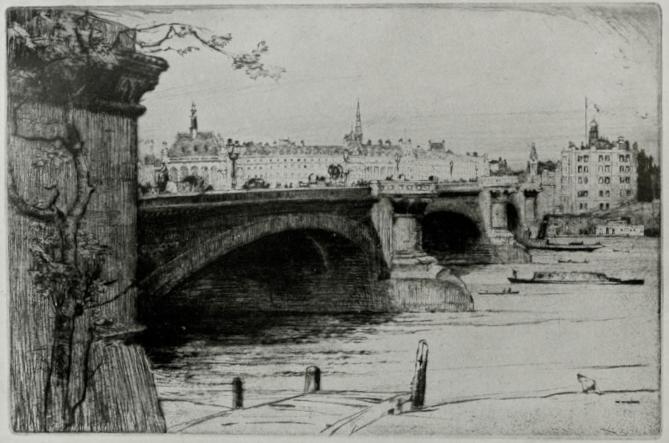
[8,8,285,103]
[636,148,660,202]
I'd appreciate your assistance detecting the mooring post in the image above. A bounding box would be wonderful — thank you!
[232,376,244,409]
[304,366,321,393]
[410,339,429,409]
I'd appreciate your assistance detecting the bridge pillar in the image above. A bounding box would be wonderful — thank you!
[383,205,473,312]
[519,187,540,238]
[488,195,514,243]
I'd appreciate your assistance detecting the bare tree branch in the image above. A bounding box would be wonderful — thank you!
[68,327,101,427]
[7,165,60,223]
[84,281,135,310]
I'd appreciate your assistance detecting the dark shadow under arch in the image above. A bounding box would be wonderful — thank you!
[421,211,482,254]
[140,229,384,329]
[506,202,519,233]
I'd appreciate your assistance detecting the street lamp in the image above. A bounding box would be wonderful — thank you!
[227,139,240,190]
[394,151,401,175]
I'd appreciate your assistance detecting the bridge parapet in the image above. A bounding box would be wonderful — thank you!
[479,175,519,188]
[373,180,436,196]
[139,186,375,212]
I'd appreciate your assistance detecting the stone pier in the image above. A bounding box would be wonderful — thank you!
[384,210,474,312]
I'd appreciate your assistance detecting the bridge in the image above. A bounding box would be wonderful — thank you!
[137,178,539,323]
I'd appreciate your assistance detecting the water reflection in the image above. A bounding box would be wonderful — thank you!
[141,313,397,365]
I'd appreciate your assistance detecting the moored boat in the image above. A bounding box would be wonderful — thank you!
[520,238,603,252]
[508,271,643,285]
[479,288,520,295]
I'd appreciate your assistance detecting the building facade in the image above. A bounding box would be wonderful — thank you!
[556,119,637,214]
[156,102,490,193]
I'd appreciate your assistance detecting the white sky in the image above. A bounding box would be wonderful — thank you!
[96,4,661,167]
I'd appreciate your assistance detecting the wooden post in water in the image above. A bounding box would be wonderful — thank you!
[232,376,244,409]
[304,366,321,393]
[410,339,428,409]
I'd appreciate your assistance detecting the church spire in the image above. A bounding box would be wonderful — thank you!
[190,102,198,138]
[353,99,363,143]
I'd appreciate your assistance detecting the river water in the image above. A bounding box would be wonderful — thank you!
[142,236,660,434]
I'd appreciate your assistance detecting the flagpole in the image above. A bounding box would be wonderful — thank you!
[584,96,588,144]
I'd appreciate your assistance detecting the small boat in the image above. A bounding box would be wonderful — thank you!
[523,239,603,252]
[558,258,589,264]
[508,271,643,285]
[612,248,630,253]
[479,288,520,295]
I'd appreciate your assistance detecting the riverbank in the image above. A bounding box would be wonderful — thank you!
[159,385,658,436]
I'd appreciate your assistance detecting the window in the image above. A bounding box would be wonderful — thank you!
[620,190,625,197]
[598,177,604,184]
[578,166,582,173]
[598,166,604,173]
[578,156,582,162]
[584,166,589,173]
[577,190,588,197]
[584,177,588,184]
[605,190,610,197]
[599,155,604,162]
[619,166,624,173]
[578,177,583,184]
[604,177,610,184]
[599,190,604,197]
[627,190,632,196]
[605,155,610,162]
[625,166,630,173]
[600,203,605,210]
[605,165,610,173]
[584,155,589,162]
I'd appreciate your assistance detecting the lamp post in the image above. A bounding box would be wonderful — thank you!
[227,140,240,190]
[395,151,401,175]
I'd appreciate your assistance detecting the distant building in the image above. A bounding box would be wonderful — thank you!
[164,103,229,191]
[556,119,637,214]
[159,101,490,192]
[594,220,644,237]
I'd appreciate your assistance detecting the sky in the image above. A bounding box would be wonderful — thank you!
[95,4,661,167]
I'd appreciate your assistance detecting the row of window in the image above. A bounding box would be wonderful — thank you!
[577,154,632,163]
[576,189,633,199]
[576,165,632,174]
[578,203,618,211]
[596,176,631,184]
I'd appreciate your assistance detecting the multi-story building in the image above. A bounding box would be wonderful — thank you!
[159,101,489,193]
[556,119,637,213]
[163,103,230,191]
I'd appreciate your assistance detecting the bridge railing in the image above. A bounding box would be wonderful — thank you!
[479,175,519,187]
[374,180,437,196]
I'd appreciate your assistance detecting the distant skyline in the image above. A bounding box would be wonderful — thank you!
[96,4,661,167]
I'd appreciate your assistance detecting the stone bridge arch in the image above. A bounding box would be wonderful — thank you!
[424,198,484,233]
[139,212,386,299]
